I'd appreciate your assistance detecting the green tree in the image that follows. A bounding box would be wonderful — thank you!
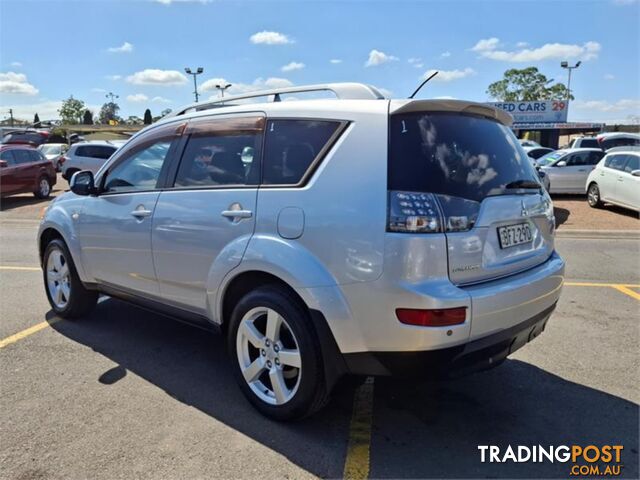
[58,95,86,124]
[33,113,41,127]
[487,67,573,102]
[82,109,93,125]
[126,115,143,125]
[98,101,121,124]
[143,108,152,125]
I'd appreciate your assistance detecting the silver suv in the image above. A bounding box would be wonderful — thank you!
[38,83,564,420]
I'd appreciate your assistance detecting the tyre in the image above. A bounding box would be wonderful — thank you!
[43,239,98,318]
[64,169,79,183]
[228,285,329,420]
[587,183,603,208]
[34,176,51,199]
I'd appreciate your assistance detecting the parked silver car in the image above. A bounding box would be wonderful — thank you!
[38,83,564,420]
[38,143,68,171]
[61,141,118,181]
[537,148,604,194]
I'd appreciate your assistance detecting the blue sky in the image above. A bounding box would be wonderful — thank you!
[1,0,639,124]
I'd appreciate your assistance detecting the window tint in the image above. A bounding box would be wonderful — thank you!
[580,139,599,148]
[528,148,552,159]
[623,155,639,173]
[76,145,116,159]
[0,150,16,165]
[606,154,628,171]
[103,140,172,193]
[263,120,341,185]
[12,149,34,164]
[587,151,604,165]
[1,132,45,145]
[28,150,44,163]
[566,152,592,166]
[600,137,640,150]
[175,117,263,188]
[389,113,538,202]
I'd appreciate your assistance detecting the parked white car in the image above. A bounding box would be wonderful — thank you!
[61,141,119,181]
[596,132,640,151]
[586,150,640,212]
[537,148,604,194]
[38,143,68,171]
[567,136,600,149]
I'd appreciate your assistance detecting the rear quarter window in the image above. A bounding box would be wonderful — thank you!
[76,145,116,159]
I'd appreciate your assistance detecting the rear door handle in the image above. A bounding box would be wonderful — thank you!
[221,209,252,219]
[130,207,153,219]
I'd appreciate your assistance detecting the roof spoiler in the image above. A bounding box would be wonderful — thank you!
[390,99,513,126]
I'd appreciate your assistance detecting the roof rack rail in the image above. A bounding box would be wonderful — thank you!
[166,82,385,118]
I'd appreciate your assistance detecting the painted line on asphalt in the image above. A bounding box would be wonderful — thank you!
[343,377,375,480]
[0,320,56,350]
[0,265,40,271]
[565,282,640,287]
[612,285,640,301]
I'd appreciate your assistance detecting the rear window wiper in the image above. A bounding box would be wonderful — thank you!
[504,180,541,190]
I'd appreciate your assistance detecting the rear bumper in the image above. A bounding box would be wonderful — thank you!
[343,302,556,378]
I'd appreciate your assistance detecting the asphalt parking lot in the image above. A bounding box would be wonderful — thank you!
[1,190,639,479]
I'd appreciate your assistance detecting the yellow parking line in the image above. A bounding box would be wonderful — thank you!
[343,377,375,480]
[0,320,56,349]
[565,282,640,288]
[0,266,40,271]
[612,285,640,301]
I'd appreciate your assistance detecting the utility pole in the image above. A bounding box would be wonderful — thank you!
[215,83,233,98]
[8,108,14,127]
[184,67,204,102]
[560,61,581,100]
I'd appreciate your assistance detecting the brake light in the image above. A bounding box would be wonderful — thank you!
[59,156,67,165]
[387,191,441,233]
[396,307,467,327]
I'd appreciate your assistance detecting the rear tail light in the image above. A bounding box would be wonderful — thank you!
[396,307,467,327]
[387,190,480,233]
[59,156,67,165]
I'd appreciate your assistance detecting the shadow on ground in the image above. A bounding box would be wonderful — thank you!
[553,194,639,220]
[553,206,570,227]
[48,298,639,479]
[0,194,52,211]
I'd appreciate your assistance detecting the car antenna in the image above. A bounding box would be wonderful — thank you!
[409,71,439,99]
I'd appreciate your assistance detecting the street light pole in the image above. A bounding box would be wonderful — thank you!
[560,61,581,100]
[185,67,204,102]
[215,83,232,98]
[105,92,119,103]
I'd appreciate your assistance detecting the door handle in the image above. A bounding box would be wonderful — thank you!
[221,209,252,219]
[130,207,153,218]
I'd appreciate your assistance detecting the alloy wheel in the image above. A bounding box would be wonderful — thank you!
[46,248,71,309]
[588,185,599,207]
[236,307,302,405]
[39,178,50,197]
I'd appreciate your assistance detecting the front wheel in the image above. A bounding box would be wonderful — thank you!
[34,176,51,199]
[587,183,603,208]
[228,285,329,420]
[43,239,98,318]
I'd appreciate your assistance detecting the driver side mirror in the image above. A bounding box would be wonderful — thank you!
[555,160,567,167]
[632,169,640,177]
[70,170,97,196]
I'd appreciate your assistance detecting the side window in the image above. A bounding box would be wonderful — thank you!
[174,116,264,188]
[623,156,639,173]
[0,150,16,165]
[103,140,173,194]
[608,155,628,171]
[263,120,342,185]
[95,146,117,159]
[12,149,33,164]
[75,146,89,157]
[587,151,604,165]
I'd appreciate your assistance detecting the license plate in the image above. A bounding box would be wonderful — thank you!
[498,223,533,249]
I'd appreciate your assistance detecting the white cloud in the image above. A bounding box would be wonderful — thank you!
[573,99,640,112]
[0,71,38,95]
[408,57,424,68]
[250,31,293,45]
[604,73,615,80]
[10,61,22,67]
[330,59,342,64]
[365,49,399,67]
[126,69,187,85]
[127,93,149,102]
[151,96,172,103]
[202,77,294,96]
[108,42,133,53]
[0,100,100,121]
[281,61,305,72]
[516,42,529,48]
[106,75,122,81]
[422,68,476,82]
[374,86,393,98]
[571,98,640,124]
[471,37,601,62]
[440,51,451,58]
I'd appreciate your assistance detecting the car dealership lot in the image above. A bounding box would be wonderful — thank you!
[0,215,638,478]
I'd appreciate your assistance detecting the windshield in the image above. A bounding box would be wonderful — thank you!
[40,145,61,155]
[389,113,539,202]
[537,151,565,166]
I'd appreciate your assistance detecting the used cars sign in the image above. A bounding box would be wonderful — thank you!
[488,100,569,124]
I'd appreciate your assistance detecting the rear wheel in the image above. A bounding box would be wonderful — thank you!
[43,239,98,318]
[64,169,79,183]
[34,176,51,199]
[587,183,603,208]
[228,285,329,420]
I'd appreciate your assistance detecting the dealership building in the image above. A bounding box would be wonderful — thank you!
[487,100,604,149]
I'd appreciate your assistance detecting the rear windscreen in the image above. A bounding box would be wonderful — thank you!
[600,137,640,150]
[580,139,599,148]
[389,113,538,202]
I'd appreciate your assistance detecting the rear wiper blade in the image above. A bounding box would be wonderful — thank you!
[504,180,541,190]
